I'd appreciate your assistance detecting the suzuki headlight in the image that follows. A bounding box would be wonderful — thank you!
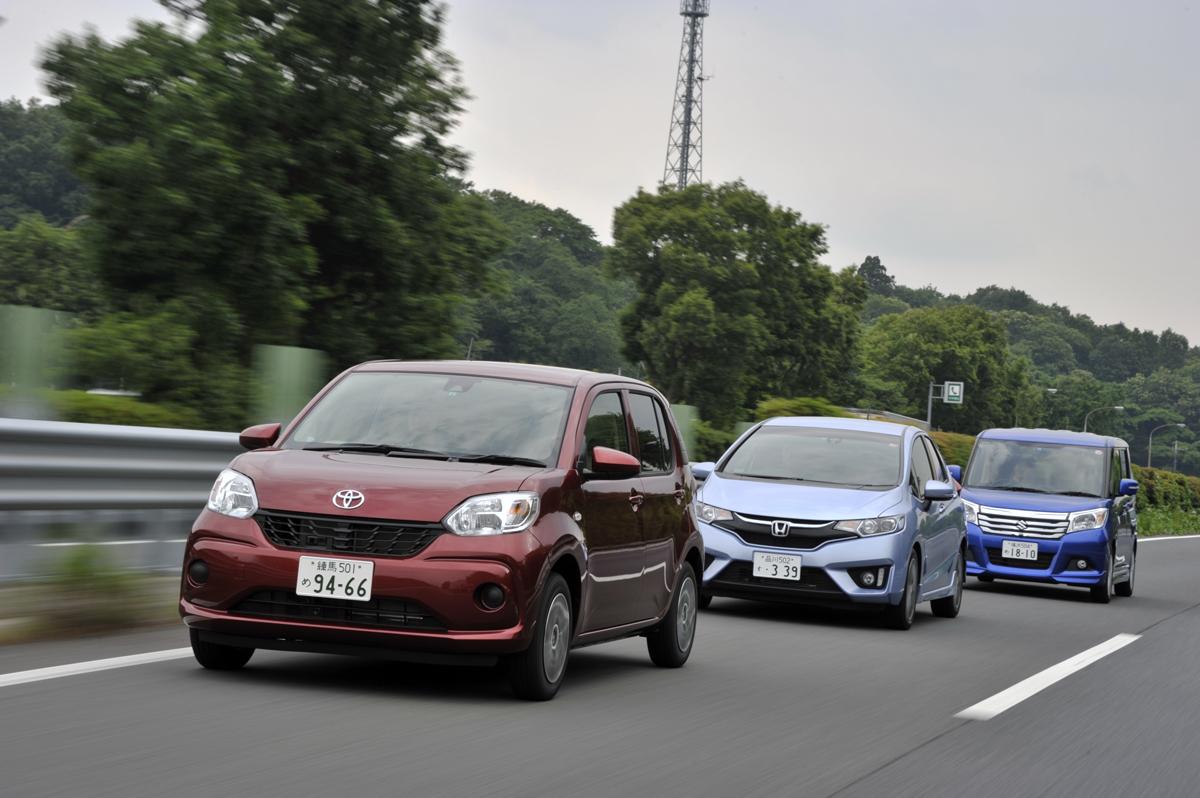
[834,515,906,536]
[1068,508,1108,532]
[695,501,733,524]
[444,492,540,536]
[206,468,259,519]
[962,500,979,525]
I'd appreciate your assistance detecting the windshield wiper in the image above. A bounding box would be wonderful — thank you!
[1056,490,1102,498]
[454,453,547,468]
[303,443,450,460]
[980,485,1048,494]
[737,473,809,482]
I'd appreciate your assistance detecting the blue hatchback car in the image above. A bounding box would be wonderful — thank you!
[956,428,1138,603]
[693,417,967,629]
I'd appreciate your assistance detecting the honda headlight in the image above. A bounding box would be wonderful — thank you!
[206,468,259,519]
[444,492,540,536]
[962,500,979,525]
[834,515,906,536]
[695,501,733,524]
[1068,508,1108,532]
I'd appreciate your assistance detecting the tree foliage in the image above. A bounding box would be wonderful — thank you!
[0,99,86,227]
[0,215,102,313]
[612,182,864,426]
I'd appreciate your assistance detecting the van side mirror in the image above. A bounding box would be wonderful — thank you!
[924,480,956,502]
[588,446,640,478]
[946,465,962,483]
[690,461,716,481]
[239,422,281,451]
[1119,478,1139,497]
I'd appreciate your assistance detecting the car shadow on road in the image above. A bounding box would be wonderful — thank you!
[181,645,657,703]
[701,598,907,631]
[965,579,1094,603]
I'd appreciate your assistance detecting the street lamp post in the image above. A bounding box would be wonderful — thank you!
[1082,405,1124,434]
[1147,423,1187,468]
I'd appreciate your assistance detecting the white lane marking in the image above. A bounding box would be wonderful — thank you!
[1140,534,1200,542]
[34,539,187,548]
[956,633,1140,721]
[0,648,193,689]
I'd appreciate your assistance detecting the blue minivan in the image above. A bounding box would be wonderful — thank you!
[954,428,1138,603]
[693,417,966,629]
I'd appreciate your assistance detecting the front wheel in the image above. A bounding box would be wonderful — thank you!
[1090,546,1115,604]
[930,549,965,619]
[647,563,698,668]
[882,552,919,630]
[1115,548,1135,598]
[508,573,572,701]
[190,629,253,670]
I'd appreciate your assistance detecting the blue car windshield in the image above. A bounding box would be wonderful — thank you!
[720,426,902,489]
[965,440,1107,497]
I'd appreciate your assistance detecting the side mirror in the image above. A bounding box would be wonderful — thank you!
[589,446,640,478]
[239,422,281,451]
[1119,478,1139,497]
[946,465,962,483]
[690,461,716,481]
[924,480,956,502]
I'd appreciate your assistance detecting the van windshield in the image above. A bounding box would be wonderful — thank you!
[964,440,1107,497]
[284,372,574,466]
[720,426,902,489]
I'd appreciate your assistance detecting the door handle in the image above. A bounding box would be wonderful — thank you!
[628,491,645,512]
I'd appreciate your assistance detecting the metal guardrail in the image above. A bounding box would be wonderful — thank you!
[0,418,240,581]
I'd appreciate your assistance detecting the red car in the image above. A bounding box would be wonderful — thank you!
[180,361,702,699]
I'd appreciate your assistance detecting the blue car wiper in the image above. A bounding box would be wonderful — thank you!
[980,485,1048,494]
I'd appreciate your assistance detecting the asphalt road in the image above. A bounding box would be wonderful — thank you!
[4,537,1200,798]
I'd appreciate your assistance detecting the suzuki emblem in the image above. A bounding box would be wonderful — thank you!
[332,489,365,510]
[1016,519,1028,531]
[771,520,790,537]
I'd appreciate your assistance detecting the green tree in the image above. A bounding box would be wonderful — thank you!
[611,182,863,426]
[856,255,894,295]
[860,305,1027,433]
[43,0,504,425]
[0,214,102,313]
[0,99,86,227]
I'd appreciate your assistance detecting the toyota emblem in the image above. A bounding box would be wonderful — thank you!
[332,489,365,510]
[771,520,790,537]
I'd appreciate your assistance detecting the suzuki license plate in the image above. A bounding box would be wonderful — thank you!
[1001,540,1039,561]
[296,556,374,601]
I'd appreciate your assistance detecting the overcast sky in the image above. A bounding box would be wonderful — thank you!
[3,1,1197,343]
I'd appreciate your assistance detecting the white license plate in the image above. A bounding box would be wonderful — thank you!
[1001,540,1039,561]
[752,551,802,581]
[296,556,374,601]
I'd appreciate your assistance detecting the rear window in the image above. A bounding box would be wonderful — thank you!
[719,426,903,489]
[964,439,1108,498]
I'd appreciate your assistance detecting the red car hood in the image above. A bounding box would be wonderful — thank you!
[231,449,546,523]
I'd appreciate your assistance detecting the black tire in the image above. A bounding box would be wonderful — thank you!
[976,573,995,583]
[1091,546,1115,604]
[1115,547,1135,598]
[931,548,965,619]
[189,629,253,670]
[647,564,699,668]
[882,552,920,630]
[507,573,572,701]
[698,591,713,610]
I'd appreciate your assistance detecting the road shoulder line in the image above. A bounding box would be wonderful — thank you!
[0,648,192,689]
[955,633,1140,721]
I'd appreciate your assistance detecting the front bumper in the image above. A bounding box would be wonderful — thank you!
[698,521,907,606]
[180,510,547,656]
[965,523,1109,586]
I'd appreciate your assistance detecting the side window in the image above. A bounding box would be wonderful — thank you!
[583,392,631,469]
[652,399,678,469]
[922,437,946,482]
[1110,448,1123,496]
[628,393,669,473]
[910,437,935,496]
[1120,448,1132,480]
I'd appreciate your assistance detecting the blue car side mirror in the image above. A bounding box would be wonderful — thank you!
[946,465,962,483]
[690,461,716,481]
[1119,478,1139,496]
[924,480,956,501]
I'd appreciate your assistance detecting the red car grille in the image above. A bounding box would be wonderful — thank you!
[232,590,445,631]
[256,510,443,558]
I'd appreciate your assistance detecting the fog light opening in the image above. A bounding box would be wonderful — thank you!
[187,559,209,585]
[850,566,889,590]
[1073,558,1090,571]
[477,583,506,610]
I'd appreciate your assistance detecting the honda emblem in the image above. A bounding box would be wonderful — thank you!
[771,520,790,537]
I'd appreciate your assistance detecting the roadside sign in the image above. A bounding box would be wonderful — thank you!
[943,381,964,405]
